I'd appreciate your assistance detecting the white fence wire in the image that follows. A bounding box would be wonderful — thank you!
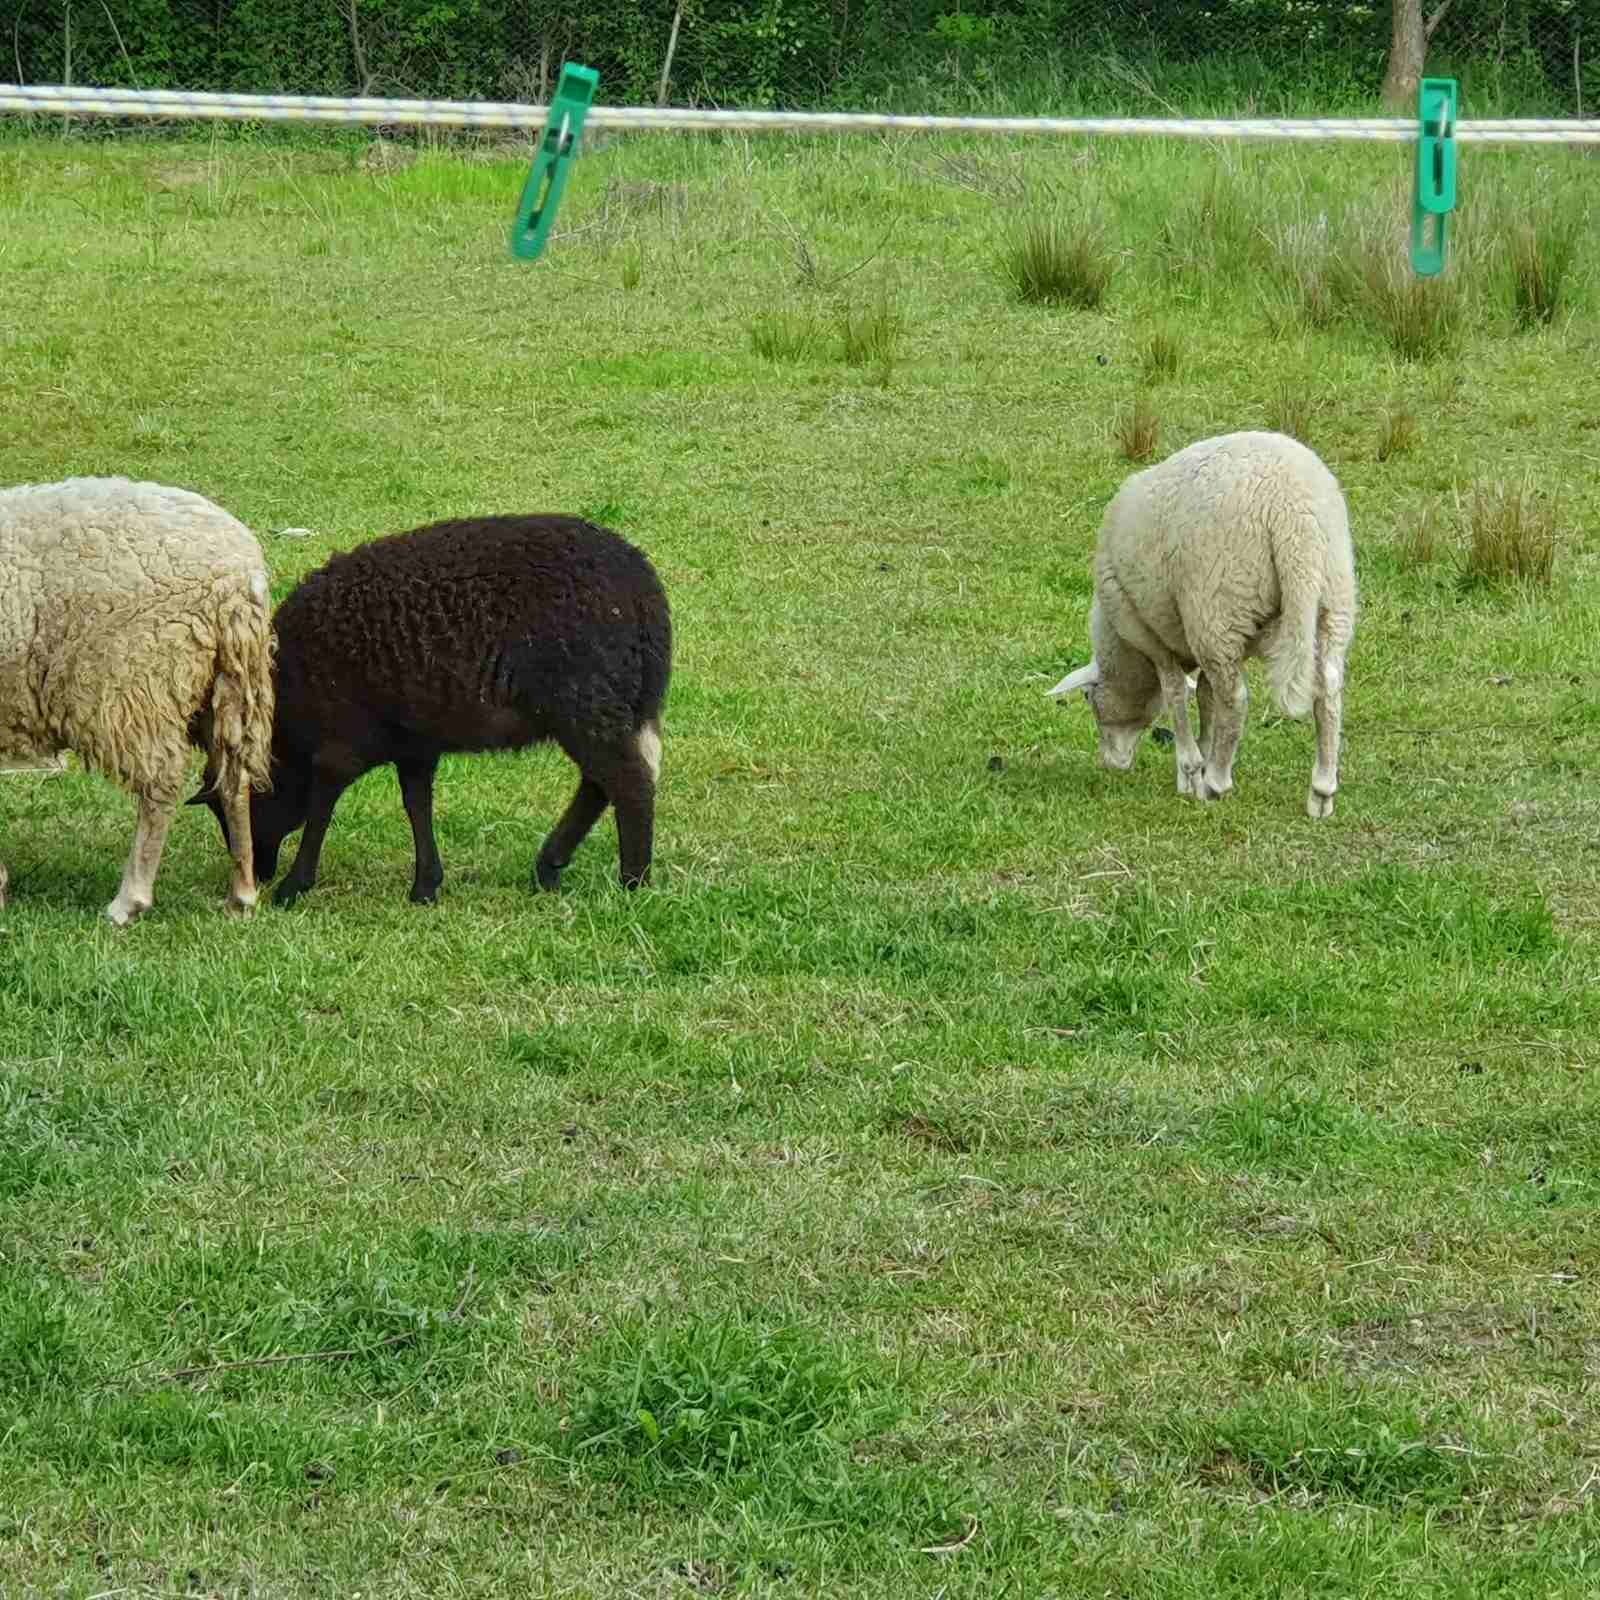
[5,83,1600,143]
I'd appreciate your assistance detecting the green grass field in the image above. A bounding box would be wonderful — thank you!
[2,123,1598,1597]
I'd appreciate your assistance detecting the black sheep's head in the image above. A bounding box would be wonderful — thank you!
[187,757,312,884]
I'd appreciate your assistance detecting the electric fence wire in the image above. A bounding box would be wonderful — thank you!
[5,82,1600,142]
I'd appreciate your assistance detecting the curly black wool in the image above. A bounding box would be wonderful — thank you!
[192,513,670,907]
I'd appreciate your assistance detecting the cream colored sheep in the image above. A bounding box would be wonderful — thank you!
[1046,430,1357,818]
[1,475,275,923]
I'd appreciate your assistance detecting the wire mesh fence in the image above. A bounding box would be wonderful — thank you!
[7,2,1594,119]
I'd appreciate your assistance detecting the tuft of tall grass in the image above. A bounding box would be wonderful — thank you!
[559,1316,902,1498]
[1397,504,1445,570]
[1506,205,1583,329]
[1116,391,1159,462]
[1001,211,1116,309]
[1266,377,1320,445]
[1268,205,1339,329]
[839,287,905,369]
[1212,1385,1491,1508]
[1338,212,1465,361]
[1140,326,1181,383]
[751,307,823,362]
[1376,403,1419,462]
[1459,476,1558,590]
[1159,165,1263,281]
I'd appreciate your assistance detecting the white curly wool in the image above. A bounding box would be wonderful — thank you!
[0,475,276,923]
[1046,430,1358,818]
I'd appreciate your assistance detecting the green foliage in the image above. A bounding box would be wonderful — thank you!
[563,1316,902,1494]
[838,286,905,372]
[1506,202,1584,330]
[1001,211,1116,309]
[0,1284,92,1399]
[13,1,1585,114]
[1140,326,1181,383]
[1460,476,1559,591]
[1116,390,1159,461]
[1375,402,1419,462]
[1265,375,1321,445]
[1207,1078,1371,1172]
[1212,1385,1493,1508]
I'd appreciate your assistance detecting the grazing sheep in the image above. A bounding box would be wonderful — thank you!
[1,475,275,923]
[1045,430,1357,818]
[190,512,671,907]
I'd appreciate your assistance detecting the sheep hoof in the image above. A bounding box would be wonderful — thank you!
[105,895,149,928]
[1306,787,1336,820]
[272,879,307,908]
[535,858,563,892]
[409,884,441,905]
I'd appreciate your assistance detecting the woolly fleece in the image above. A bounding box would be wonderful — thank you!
[1048,430,1358,817]
[1091,429,1355,719]
[1,475,275,913]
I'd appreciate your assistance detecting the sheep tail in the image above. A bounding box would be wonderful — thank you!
[210,571,276,796]
[1264,507,1329,722]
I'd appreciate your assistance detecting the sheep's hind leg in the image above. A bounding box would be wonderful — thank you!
[534,776,609,892]
[106,793,177,927]
[1195,673,1216,772]
[610,760,656,890]
[1158,663,1206,798]
[218,777,258,915]
[539,722,660,892]
[1198,662,1247,800]
[396,757,444,903]
[0,859,8,910]
[1307,657,1344,820]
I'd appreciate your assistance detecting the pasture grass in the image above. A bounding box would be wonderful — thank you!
[1,123,1598,1598]
[999,208,1116,309]
[1116,390,1161,462]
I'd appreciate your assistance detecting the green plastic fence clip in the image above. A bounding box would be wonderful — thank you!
[1410,75,1457,277]
[510,62,599,262]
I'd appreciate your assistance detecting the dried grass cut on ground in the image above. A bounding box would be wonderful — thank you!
[0,121,1597,1597]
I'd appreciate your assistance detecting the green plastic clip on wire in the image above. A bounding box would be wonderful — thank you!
[1410,75,1457,277]
[510,62,599,262]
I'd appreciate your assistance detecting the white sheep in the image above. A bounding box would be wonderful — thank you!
[1,475,276,924]
[1045,430,1357,818]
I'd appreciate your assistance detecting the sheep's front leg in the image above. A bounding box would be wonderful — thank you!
[273,767,351,908]
[1157,664,1206,798]
[1198,663,1247,800]
[0,859,8,910]
[1307,662,1343,820]
[106,793,176,926]
[396,757,444,903]
[535,776,609,891]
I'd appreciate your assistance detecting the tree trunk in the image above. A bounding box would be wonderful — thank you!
[341,0,373,97]
[656,0,684,107]
[1380,0,1454,111]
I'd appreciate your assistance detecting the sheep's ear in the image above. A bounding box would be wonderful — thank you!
[1045,660,1100,699]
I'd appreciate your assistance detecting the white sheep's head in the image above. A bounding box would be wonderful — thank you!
[1045,602,1165,770]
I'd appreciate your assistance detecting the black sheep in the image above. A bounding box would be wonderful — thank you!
[189,513,671,907]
